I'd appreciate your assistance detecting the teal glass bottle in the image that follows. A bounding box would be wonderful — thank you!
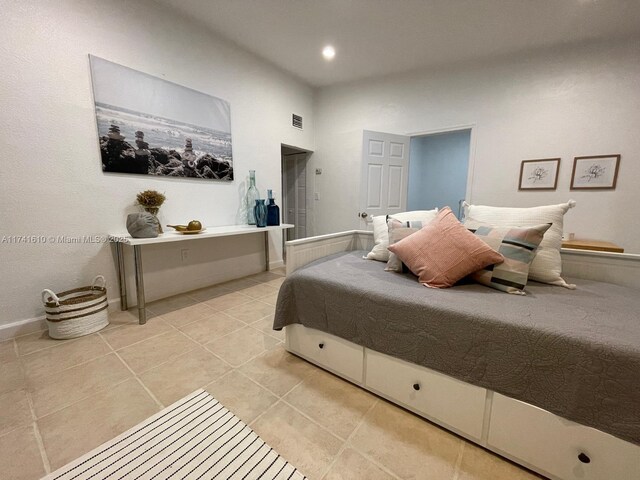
[254,199,268,227]
[266,189,280,226]
[246,170,259,225]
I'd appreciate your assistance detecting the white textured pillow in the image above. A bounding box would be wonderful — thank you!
[463,200,576,288]
[366,209,438,262]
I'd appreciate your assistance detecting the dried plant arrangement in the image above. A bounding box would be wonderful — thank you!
[136,190,166,212]
[136,190,166,233]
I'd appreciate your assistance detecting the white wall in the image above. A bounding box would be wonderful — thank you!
[0,0,314,328]
[312,38,640,252]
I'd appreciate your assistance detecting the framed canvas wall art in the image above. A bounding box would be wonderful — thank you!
[89,55,233,181]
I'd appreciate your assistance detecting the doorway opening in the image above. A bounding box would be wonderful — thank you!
[281,145,311,260]
[407,128,471,218]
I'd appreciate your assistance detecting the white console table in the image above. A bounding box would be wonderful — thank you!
[109,224,294,324]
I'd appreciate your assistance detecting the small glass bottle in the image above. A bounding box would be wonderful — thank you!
[245,170,259,225]
[266,189,280,226]
[254,199,268,227]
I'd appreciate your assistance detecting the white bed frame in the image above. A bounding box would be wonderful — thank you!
[284,230,640,480]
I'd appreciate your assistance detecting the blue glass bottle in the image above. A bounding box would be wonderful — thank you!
[254,199,268,228]
[266,189,280,226]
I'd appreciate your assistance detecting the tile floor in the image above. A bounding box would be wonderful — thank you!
[0,267,544,480]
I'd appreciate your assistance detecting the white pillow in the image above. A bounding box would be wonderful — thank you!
[366,209,438,262]
[463,200,576,288]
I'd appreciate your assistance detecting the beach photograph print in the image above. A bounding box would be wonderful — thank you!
[89,55,233,181]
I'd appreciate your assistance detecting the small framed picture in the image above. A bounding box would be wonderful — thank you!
[570,155,621,190]
[518,158,560,191]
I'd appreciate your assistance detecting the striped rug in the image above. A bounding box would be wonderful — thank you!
[44,389,306,480]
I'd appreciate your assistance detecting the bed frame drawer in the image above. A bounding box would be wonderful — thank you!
[365,349,486,440]
[285,324,364,383]
[488,393,640,480]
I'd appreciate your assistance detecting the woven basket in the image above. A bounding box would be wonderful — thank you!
[42,275,109,339]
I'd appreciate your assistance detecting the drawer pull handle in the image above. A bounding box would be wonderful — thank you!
[578,453,591,464]
[318,343,325,349]
[413,383,421,391]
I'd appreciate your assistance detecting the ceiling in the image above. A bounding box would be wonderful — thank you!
[155,0,640,87]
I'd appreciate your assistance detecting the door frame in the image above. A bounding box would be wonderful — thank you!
[405,123,477,207]
[280,144,313,262]
[282,152,308,241]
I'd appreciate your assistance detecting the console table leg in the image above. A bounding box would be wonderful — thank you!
[133,245,147,325]
[115,242,127,311]
[264,231,270,271]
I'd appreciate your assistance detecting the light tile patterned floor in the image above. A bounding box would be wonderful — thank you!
[0,266,545,479]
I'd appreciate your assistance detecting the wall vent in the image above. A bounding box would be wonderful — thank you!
[292,114,303,130]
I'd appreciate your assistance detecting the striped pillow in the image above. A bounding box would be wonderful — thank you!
[463,201,575,288]
[385,218,430,272]
[469,223,551,295]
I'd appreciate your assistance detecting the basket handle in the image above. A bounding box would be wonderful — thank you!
[91,275,106,290]
[42,289,60,306]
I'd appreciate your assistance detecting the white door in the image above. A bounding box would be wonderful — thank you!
[359,131,410,228]
[283,153,307,240]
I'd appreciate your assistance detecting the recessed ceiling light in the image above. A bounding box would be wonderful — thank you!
[322,45,336,61]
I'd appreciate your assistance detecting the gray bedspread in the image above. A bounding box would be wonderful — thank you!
[274,251,640,446]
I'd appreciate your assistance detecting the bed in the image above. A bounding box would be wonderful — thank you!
[273,230,640,480]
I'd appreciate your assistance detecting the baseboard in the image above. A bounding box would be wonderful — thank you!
[0,315,47,342]
[1,262,287,342]
[269,259,285,270]
[0,298,122,342]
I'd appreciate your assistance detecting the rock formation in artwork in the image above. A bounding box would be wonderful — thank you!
[135,131,150,153]
[196,155,233,180]
[108,124,125,141]
[182,137,197,171]
[101,124,147,174]
[100,126,233,180]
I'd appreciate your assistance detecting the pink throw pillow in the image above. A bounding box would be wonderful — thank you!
[387,207,504,288]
